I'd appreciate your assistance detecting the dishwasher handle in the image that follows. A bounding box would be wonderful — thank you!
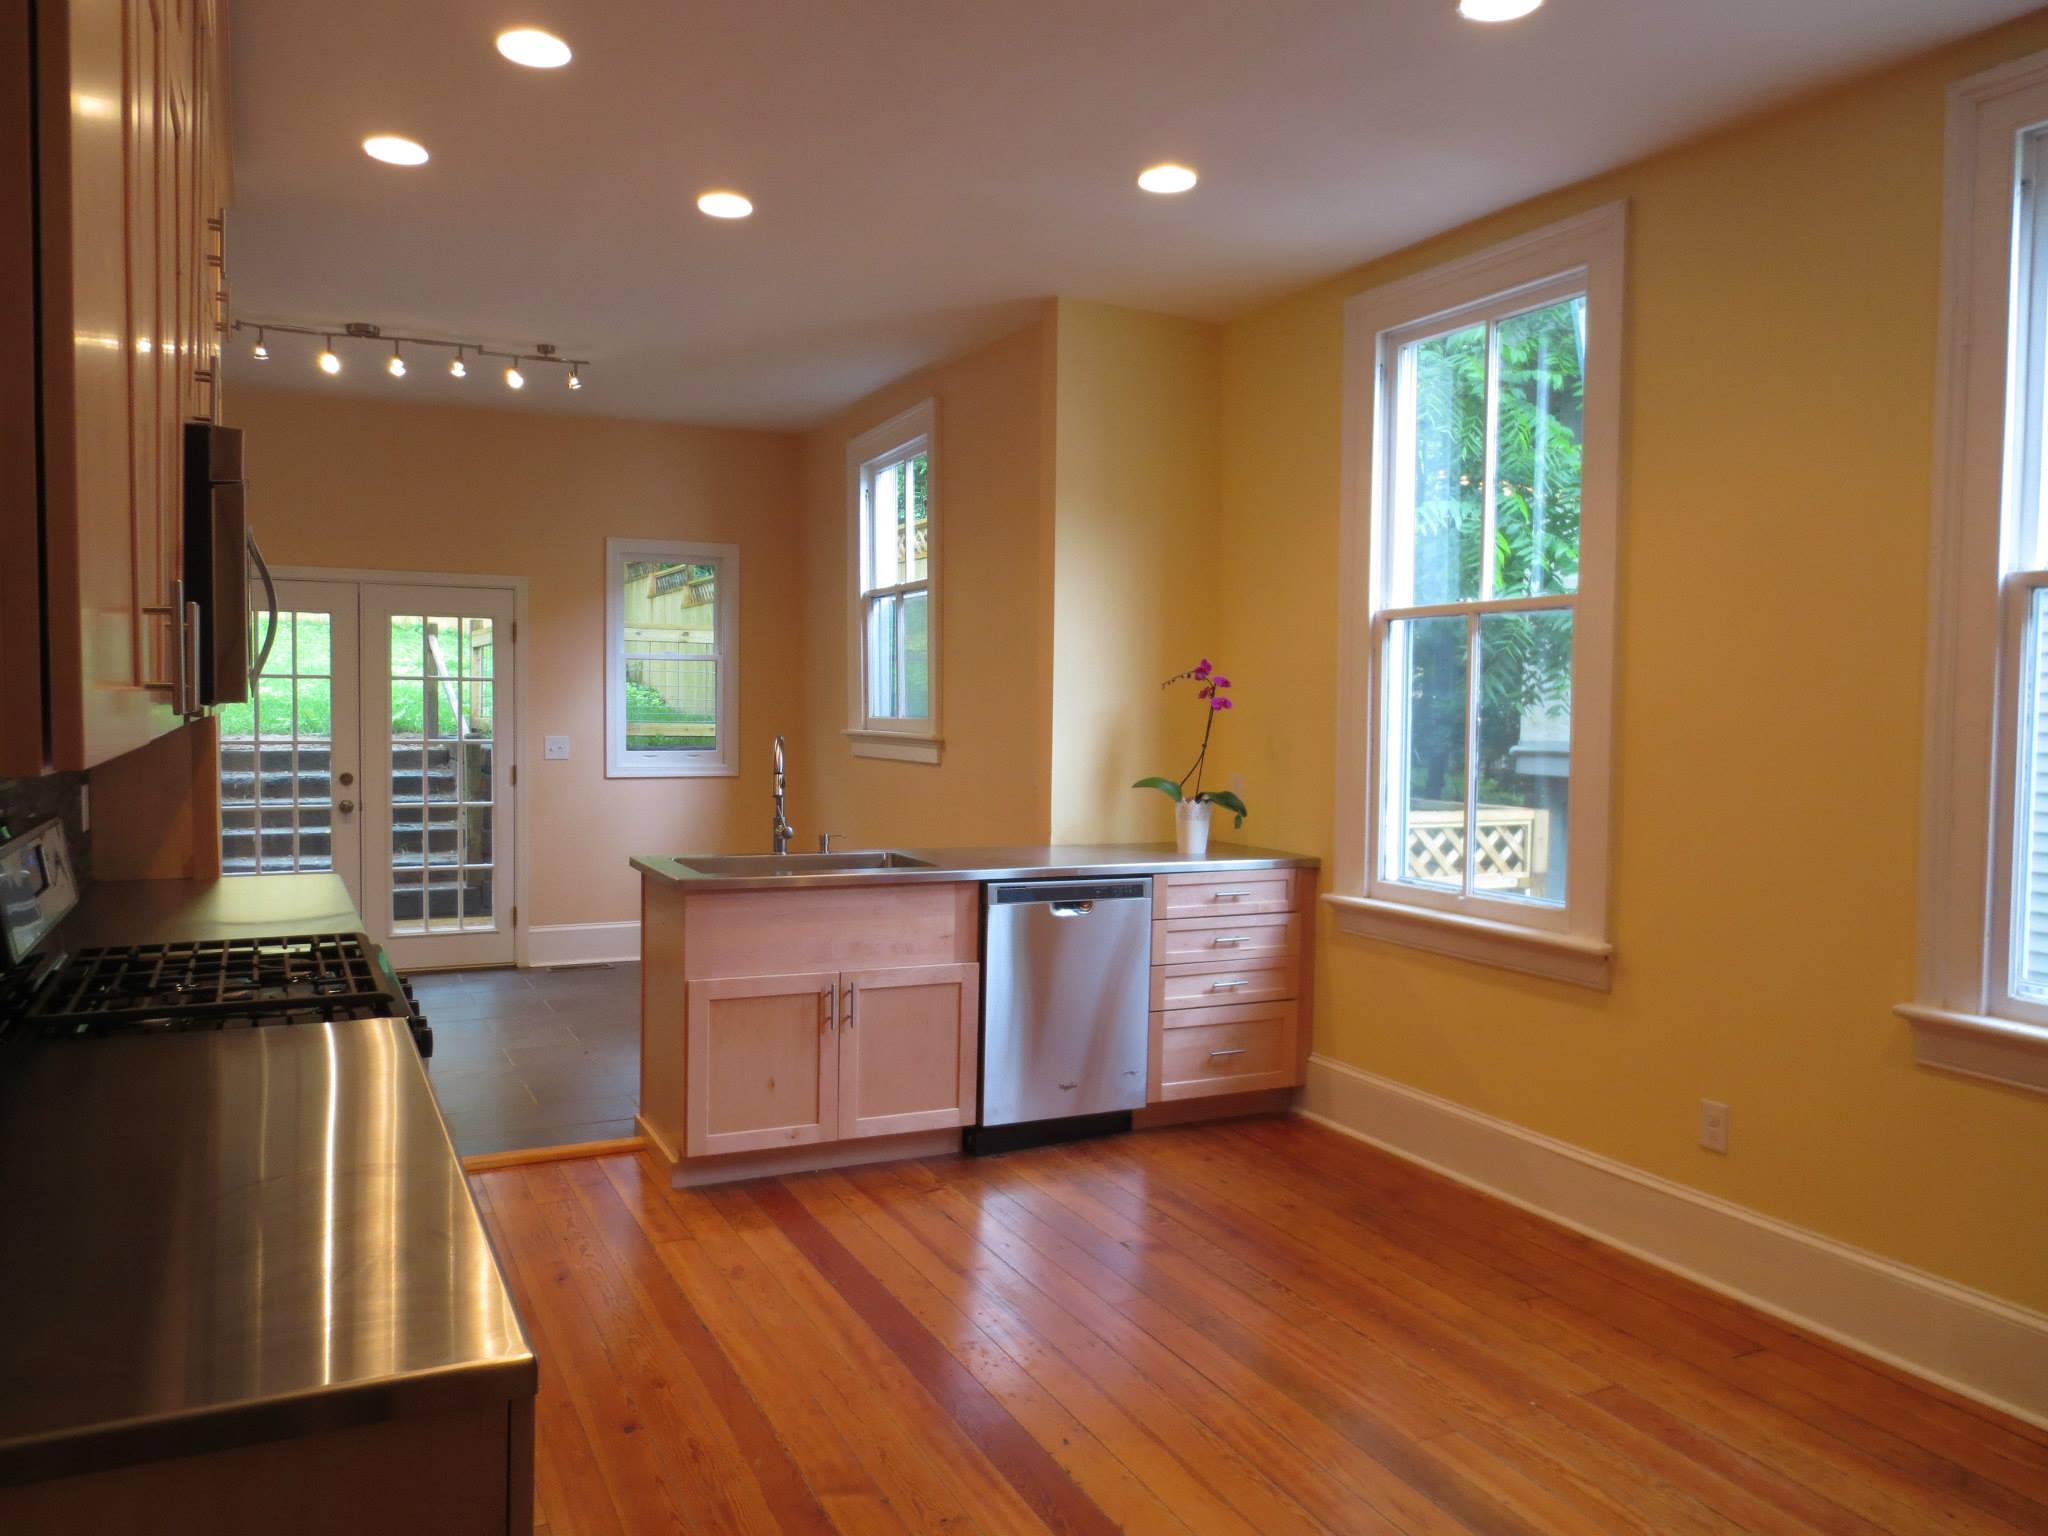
[1050,901,1094,917]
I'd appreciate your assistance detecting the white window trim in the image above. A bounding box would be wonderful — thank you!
[846,399,942,764]
[604,537,739,779]
[1902,49,2048,1095]
[1327,203,1627,990]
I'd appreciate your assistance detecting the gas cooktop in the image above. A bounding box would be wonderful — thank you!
[11,932,432,1053]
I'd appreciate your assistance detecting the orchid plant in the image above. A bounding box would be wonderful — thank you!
[1133,659,1249,828]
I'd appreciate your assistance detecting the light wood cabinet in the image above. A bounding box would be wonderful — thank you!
[840,963,979,1138]
[1147,869,1314,1104]
[680,961,979,1158]
[17,0,232,773]
[641,879,982,1180]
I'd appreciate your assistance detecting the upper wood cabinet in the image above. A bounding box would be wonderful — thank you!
[16,0,232,773]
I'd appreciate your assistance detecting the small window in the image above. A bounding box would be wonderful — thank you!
[605,538,738,778]
[847,400,941,762]
[1330,205,1625,988]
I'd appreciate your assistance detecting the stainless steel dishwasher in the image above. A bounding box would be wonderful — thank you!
[971,877,1152,1153]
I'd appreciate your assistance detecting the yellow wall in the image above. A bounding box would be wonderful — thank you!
[225,389,803,930]
[1217,13,2048,1310]
[1049,301,1224,842]
[795,314,1058,847]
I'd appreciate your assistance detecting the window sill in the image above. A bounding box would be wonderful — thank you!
[846,729,941,764]
[1323,893,1613,990]
[1894,1003,2048,1095]
[605,761,738,780]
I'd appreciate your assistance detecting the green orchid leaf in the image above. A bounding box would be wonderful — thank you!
[1132,776,1184,801]
[1201,789,1249,828]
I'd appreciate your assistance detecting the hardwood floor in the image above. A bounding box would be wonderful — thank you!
[469,1116,2048,1535]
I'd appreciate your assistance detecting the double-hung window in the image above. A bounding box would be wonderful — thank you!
[1905,52,2048,1092]
[605,537,738,778]
[1330,206,1625,987]
[846,400,941,762]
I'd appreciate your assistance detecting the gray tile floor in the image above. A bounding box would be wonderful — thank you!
[413,963,638,1158]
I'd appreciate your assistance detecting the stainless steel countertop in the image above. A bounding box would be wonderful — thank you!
[0,1015,535,1485]
[632,841,1319,892]
[48,871,364,951]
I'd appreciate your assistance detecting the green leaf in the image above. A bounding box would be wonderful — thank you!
[1199,789,1248,828]
[1131,776,1183,801]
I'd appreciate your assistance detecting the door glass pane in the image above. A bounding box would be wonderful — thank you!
[622,557,717,754]
[1391,324,1486,608]
[218,609,336,875]
[1382,616,1468,890]
[389,606,502,935]
[1492,298,1586,599]
[2011,589,2048,1000]
[1476,611,1573,905]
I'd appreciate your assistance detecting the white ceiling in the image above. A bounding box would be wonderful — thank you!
[226,0,2038,429]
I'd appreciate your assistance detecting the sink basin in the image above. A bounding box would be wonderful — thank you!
[676,851,935,876]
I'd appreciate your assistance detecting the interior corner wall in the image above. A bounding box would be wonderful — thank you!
[221,388,804,932]
[1214,10,2048,1310]
[796,314,1058,849]
[1048,300,1224,844]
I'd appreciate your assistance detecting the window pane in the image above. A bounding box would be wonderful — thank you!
[1382,616,1468,889]
[622,557,717,756]
[901,587,930,719]
[2012,589,2048,1000]
[1493,298,1586,598]
[1392,324,1486,607]
[295,611,331,676]
[626,656,716,752]
[1476,611,1573,905]
[295,678,331,740]
[871,462,903,589]
[905,453,929,583]
[868,594,901,717]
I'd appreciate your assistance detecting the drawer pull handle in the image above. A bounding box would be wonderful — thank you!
[1211,889,1253,900]
[1209,979,1250,991]
[1213,935,1252,947]
[1208,1047,1247,1059]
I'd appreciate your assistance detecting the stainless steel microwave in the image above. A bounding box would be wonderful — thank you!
[181,422,277,707]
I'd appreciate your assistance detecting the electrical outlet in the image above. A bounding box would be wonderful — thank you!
[543,735,571,760]
[1699,1099,1730,1154]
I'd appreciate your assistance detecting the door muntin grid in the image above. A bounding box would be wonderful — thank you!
[218,611,336,875]
[388,613,497,934]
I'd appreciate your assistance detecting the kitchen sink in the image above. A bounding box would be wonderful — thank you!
[676,851,936,876]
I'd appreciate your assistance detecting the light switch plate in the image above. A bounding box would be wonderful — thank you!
[544,735,570,760]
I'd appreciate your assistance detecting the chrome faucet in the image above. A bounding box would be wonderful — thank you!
[771,735,795,854]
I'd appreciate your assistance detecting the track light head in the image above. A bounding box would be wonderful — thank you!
[450,347,467,379]
[504,360,526,390]
[317,337,341,375]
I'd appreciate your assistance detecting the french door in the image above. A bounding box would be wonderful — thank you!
[222,573,519,969]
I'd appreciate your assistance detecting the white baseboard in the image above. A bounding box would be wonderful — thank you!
[1300,1053,2048,1429]
[523,920,641,968]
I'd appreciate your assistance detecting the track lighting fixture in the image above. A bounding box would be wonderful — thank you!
[230,319,589,393]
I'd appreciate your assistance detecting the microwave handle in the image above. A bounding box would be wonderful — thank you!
[246,529,279,678]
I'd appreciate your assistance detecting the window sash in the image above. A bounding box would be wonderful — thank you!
[860,442,928,599]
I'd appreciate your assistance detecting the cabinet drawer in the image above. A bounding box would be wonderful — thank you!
[1150,960,1296,1011]
[1154,1003,1300,1101]
[1151,912,1300,964]
[1157,869,1299,918]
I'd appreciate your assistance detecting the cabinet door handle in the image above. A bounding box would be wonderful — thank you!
[1208,978,1250,992]
[1208,1047,1247,1059]
[844,983,856,1028]
[822,986,835,1032]
[1211,890,1252,901]
[1212,934,1252,947]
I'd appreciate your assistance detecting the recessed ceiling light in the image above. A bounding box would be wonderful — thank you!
[1137,163,1198,195]
[362,135,429,166]
[1457,0,1543,21]
[495,28,572,68]
[697,190,753,220]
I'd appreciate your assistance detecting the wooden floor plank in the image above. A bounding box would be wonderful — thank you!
[467,1118,2048,1536]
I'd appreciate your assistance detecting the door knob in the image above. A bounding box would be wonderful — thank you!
[337,799,356,814]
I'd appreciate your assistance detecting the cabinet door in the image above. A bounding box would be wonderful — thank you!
[685,971,840,1157]
[839,963,979,1139]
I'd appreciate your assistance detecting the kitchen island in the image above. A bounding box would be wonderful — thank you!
[632,843,1317,1185]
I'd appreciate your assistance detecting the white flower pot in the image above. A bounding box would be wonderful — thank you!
[1175,799,1212,859]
